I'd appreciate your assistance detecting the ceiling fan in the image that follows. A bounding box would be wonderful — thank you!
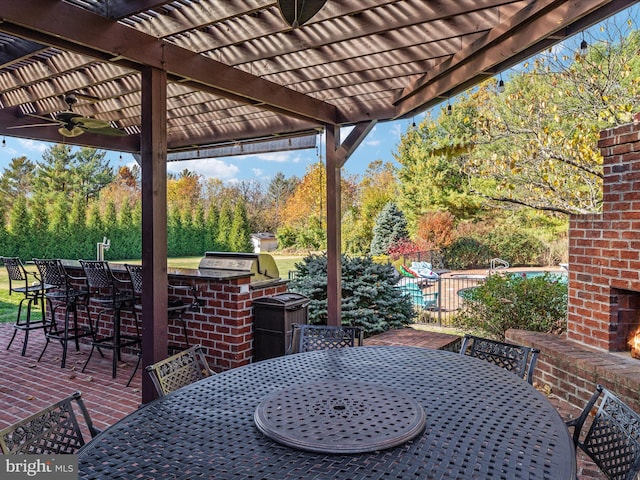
[10,93,126,138]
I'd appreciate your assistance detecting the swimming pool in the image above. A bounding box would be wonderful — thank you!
[456,270,567,299]
[450,270,567,282]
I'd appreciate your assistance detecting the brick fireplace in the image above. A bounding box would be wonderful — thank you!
[568,117,640,352]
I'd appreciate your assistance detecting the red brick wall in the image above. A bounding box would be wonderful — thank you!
[507,329,640,413]
[568,119,640,351]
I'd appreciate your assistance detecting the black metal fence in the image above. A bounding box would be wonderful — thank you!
[399,274,486,327]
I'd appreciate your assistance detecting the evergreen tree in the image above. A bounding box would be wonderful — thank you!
[8,195,31,259]
[68,195,90,259]
[193,204,207,254]
[0,157,36,214]
[87,202,104,250]
[30,196,50,257]
[216,202,233,251]
[230,201,252,252]
[370,202,409,255]
[74,148,115,202]
[205,203,219,251]
[181,209,195,255]
[50,195,73,259]
[117,200,140,259]
[288,253,415,334]
[167,206,182,257]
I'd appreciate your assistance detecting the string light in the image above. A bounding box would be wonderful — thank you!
[498,74,505,93]
[446,102,452,116]
[1,138,5,148]
[580,31,588,57]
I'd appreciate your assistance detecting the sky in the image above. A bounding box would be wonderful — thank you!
[0,118,416,185]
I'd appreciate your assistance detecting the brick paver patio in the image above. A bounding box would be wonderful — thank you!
[0,323,604,479]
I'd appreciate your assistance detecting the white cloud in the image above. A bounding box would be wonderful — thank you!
[17,138,48,153]
[167,158,240,179]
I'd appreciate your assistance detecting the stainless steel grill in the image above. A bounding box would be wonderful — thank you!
[198,252,280,286]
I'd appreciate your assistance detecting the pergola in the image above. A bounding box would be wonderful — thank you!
[0,0,635,402]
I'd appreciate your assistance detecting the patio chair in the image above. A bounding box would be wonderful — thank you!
[80,260,138,378]
[459,334,539,384]
[0,391,100,454]
[287,324,364,354]
[1,256,50,356]
[566,384,640,480]
[145,344,214,397]
[33,258,93,368]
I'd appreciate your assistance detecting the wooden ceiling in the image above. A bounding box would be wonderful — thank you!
[0,0,636,157]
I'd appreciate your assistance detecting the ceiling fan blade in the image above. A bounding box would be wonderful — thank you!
[72,116,110,129]
[277,0,327,27]
[82,125,127,137]
[27,112,61,124]
[7,123,59,129]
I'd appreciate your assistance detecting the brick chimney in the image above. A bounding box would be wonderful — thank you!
[568,117,640,351]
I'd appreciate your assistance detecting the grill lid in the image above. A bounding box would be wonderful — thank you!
[198,252,280,285]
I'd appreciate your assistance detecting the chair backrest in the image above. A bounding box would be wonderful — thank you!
[125,263,143,296]
[145,344,214,396]
[288,324,364,354]
[459,334,539,384]
[567,385,640,480]
[80,260,115,290]
[33,258,67,289]
[0,391,100,454]
[1,256,29,290]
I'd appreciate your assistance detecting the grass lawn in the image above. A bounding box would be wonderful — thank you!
[0,254,304,323]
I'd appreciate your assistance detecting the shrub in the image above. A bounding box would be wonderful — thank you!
[442,237,494,269]
[288,253,416,336]
[486,230,544,266]
[454,273,567,340]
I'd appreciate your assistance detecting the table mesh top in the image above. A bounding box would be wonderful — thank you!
[254,380,426,453]
[78,346,575,480]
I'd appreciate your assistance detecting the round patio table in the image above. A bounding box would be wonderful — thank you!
[78,346,575,479]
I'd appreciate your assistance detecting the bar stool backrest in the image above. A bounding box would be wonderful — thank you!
[80,260,115,290]
[33,258,67,289]
[125,264,143,296]
[2,256,32,293]
[0,391,100,454]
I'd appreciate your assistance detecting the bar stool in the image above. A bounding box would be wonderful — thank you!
[1,256,50,356]
[33,258,93,368]
[80,260,138,378]
[123,263,200,386]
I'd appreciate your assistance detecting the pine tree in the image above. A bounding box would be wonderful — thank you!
[370,202,409,255]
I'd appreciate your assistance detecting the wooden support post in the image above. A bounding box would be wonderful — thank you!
[140,66,169,404]
[325,125,341,326]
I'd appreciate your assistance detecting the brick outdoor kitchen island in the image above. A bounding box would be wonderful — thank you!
[60,253,289,374]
